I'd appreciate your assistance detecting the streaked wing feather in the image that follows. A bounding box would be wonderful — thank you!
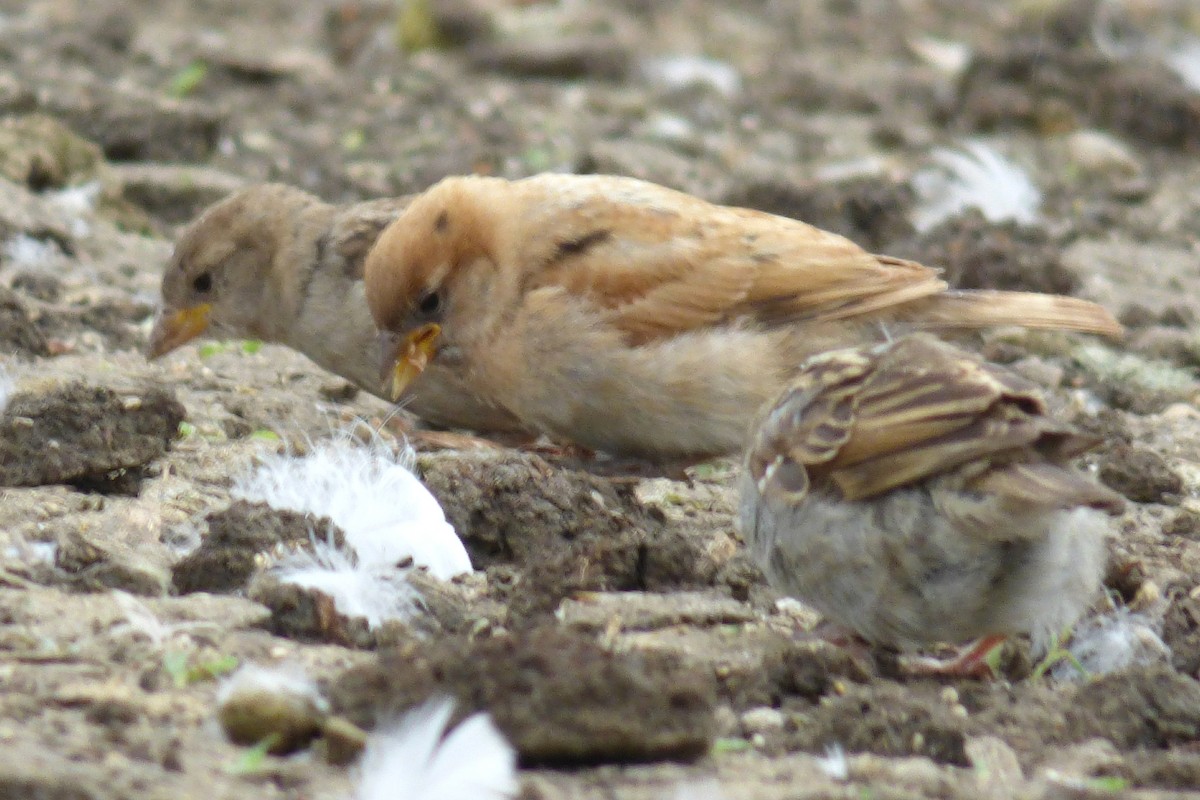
[757,334,1106,504]
[333,196,410,279]
[747,350,875,489]
[830,414,1046,499]
[969,462,1125,514]
[829,344,1019,467]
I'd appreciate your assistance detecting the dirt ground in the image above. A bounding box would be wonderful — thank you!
[3,0,1200,797]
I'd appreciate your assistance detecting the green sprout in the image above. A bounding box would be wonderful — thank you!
[522,146,553,172]
[168,61,209,98]
[983,640,1006,675]
[163,651,239,689]
[198,341,229,359]
[711,737,752,755]
[689,461,732,480]
[199,340,262,358]
[340,129,366,153]
[226,734,282,775]
[1030,629,1088,681]
[1084,776,1129,792]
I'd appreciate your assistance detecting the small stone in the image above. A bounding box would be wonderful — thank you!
[1165,510,1200,539]
[318,716,368,766]
[1098,443,1183,504]
[1064,129,1143,178]
[217,665,330,755]
[0,287,49,358]
[1008,356,1064,388]
[318,380,359,403]
[741,706,786,735]
[0,382,184,491]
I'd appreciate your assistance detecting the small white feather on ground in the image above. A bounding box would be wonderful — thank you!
[908,35,972,75]
[233,438,471,581]
[1,539,56,566]
[47,182,101,239]
[0,367,13,415]
[910,141,1041,232]
[640,55,742,97]
[353,696,517,800]
[816,743,849,781]
[1166,38,1200,92]
[269,535,422,630]
[1,235,65,271]
[232,436,470,629]
[1052,608,1172,681]
[1090,5,1200,93]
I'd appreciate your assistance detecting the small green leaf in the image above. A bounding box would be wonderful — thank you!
[186,654,239,684]
[523,146,553,172]
[983,640,1006,675]
[198,341,228,359]
[226,734,281,775]
[340,129,366,153]
[177,421,197,438]
[250,429,281,442]
[711,737,751,755]
[240,339,264,354]
[1085,776,1129,792]
[163,652,239,688]
[1030,627,1089,682]
[168,61,209,98]
[689,461,731,480]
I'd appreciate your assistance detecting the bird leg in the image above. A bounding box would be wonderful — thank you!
[376,413,517,452]
[406,429,509,452]
[900,634,1008,679]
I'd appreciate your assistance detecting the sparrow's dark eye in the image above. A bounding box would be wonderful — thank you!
[193,272,213,293]
[417,290,442,316]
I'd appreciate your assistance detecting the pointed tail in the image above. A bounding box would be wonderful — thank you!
[909,290,1123,339]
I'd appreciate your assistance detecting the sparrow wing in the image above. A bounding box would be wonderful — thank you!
[784,336,1078,501]
[515,175,948,344]
[330,196,412,280]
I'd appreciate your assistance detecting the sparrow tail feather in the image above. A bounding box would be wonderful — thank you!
[908,290,1123,339]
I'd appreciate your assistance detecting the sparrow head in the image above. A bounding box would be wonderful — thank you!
[147,184,319,359]
[364,177,497,401]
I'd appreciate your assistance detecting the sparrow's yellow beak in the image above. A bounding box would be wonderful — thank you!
[379,323,441,401]
[145,304,213,359]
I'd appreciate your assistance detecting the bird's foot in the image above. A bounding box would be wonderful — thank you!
[900,634,1007,680]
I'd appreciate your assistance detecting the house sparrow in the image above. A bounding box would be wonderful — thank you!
[146,184,524,434]
[738,333,1125,674]
[364,172,1123,460]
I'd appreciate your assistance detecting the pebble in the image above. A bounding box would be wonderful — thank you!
[1065,129,1144,177]
[741,706,785,735]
